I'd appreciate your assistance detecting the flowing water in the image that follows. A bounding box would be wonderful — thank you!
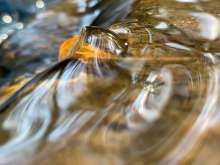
[1,0,220,164]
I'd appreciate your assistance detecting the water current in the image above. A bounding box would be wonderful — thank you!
[1,0,220,164]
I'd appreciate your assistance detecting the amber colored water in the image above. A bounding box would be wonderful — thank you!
[1,0,220,164]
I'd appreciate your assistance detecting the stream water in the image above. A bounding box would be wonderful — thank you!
[1,0,220,164]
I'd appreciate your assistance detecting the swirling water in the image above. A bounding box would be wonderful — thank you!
[1,0,220,164]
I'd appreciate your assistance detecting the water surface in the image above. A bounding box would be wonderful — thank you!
[1,0,220,164]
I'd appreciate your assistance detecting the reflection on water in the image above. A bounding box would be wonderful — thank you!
[1,0,220,164]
